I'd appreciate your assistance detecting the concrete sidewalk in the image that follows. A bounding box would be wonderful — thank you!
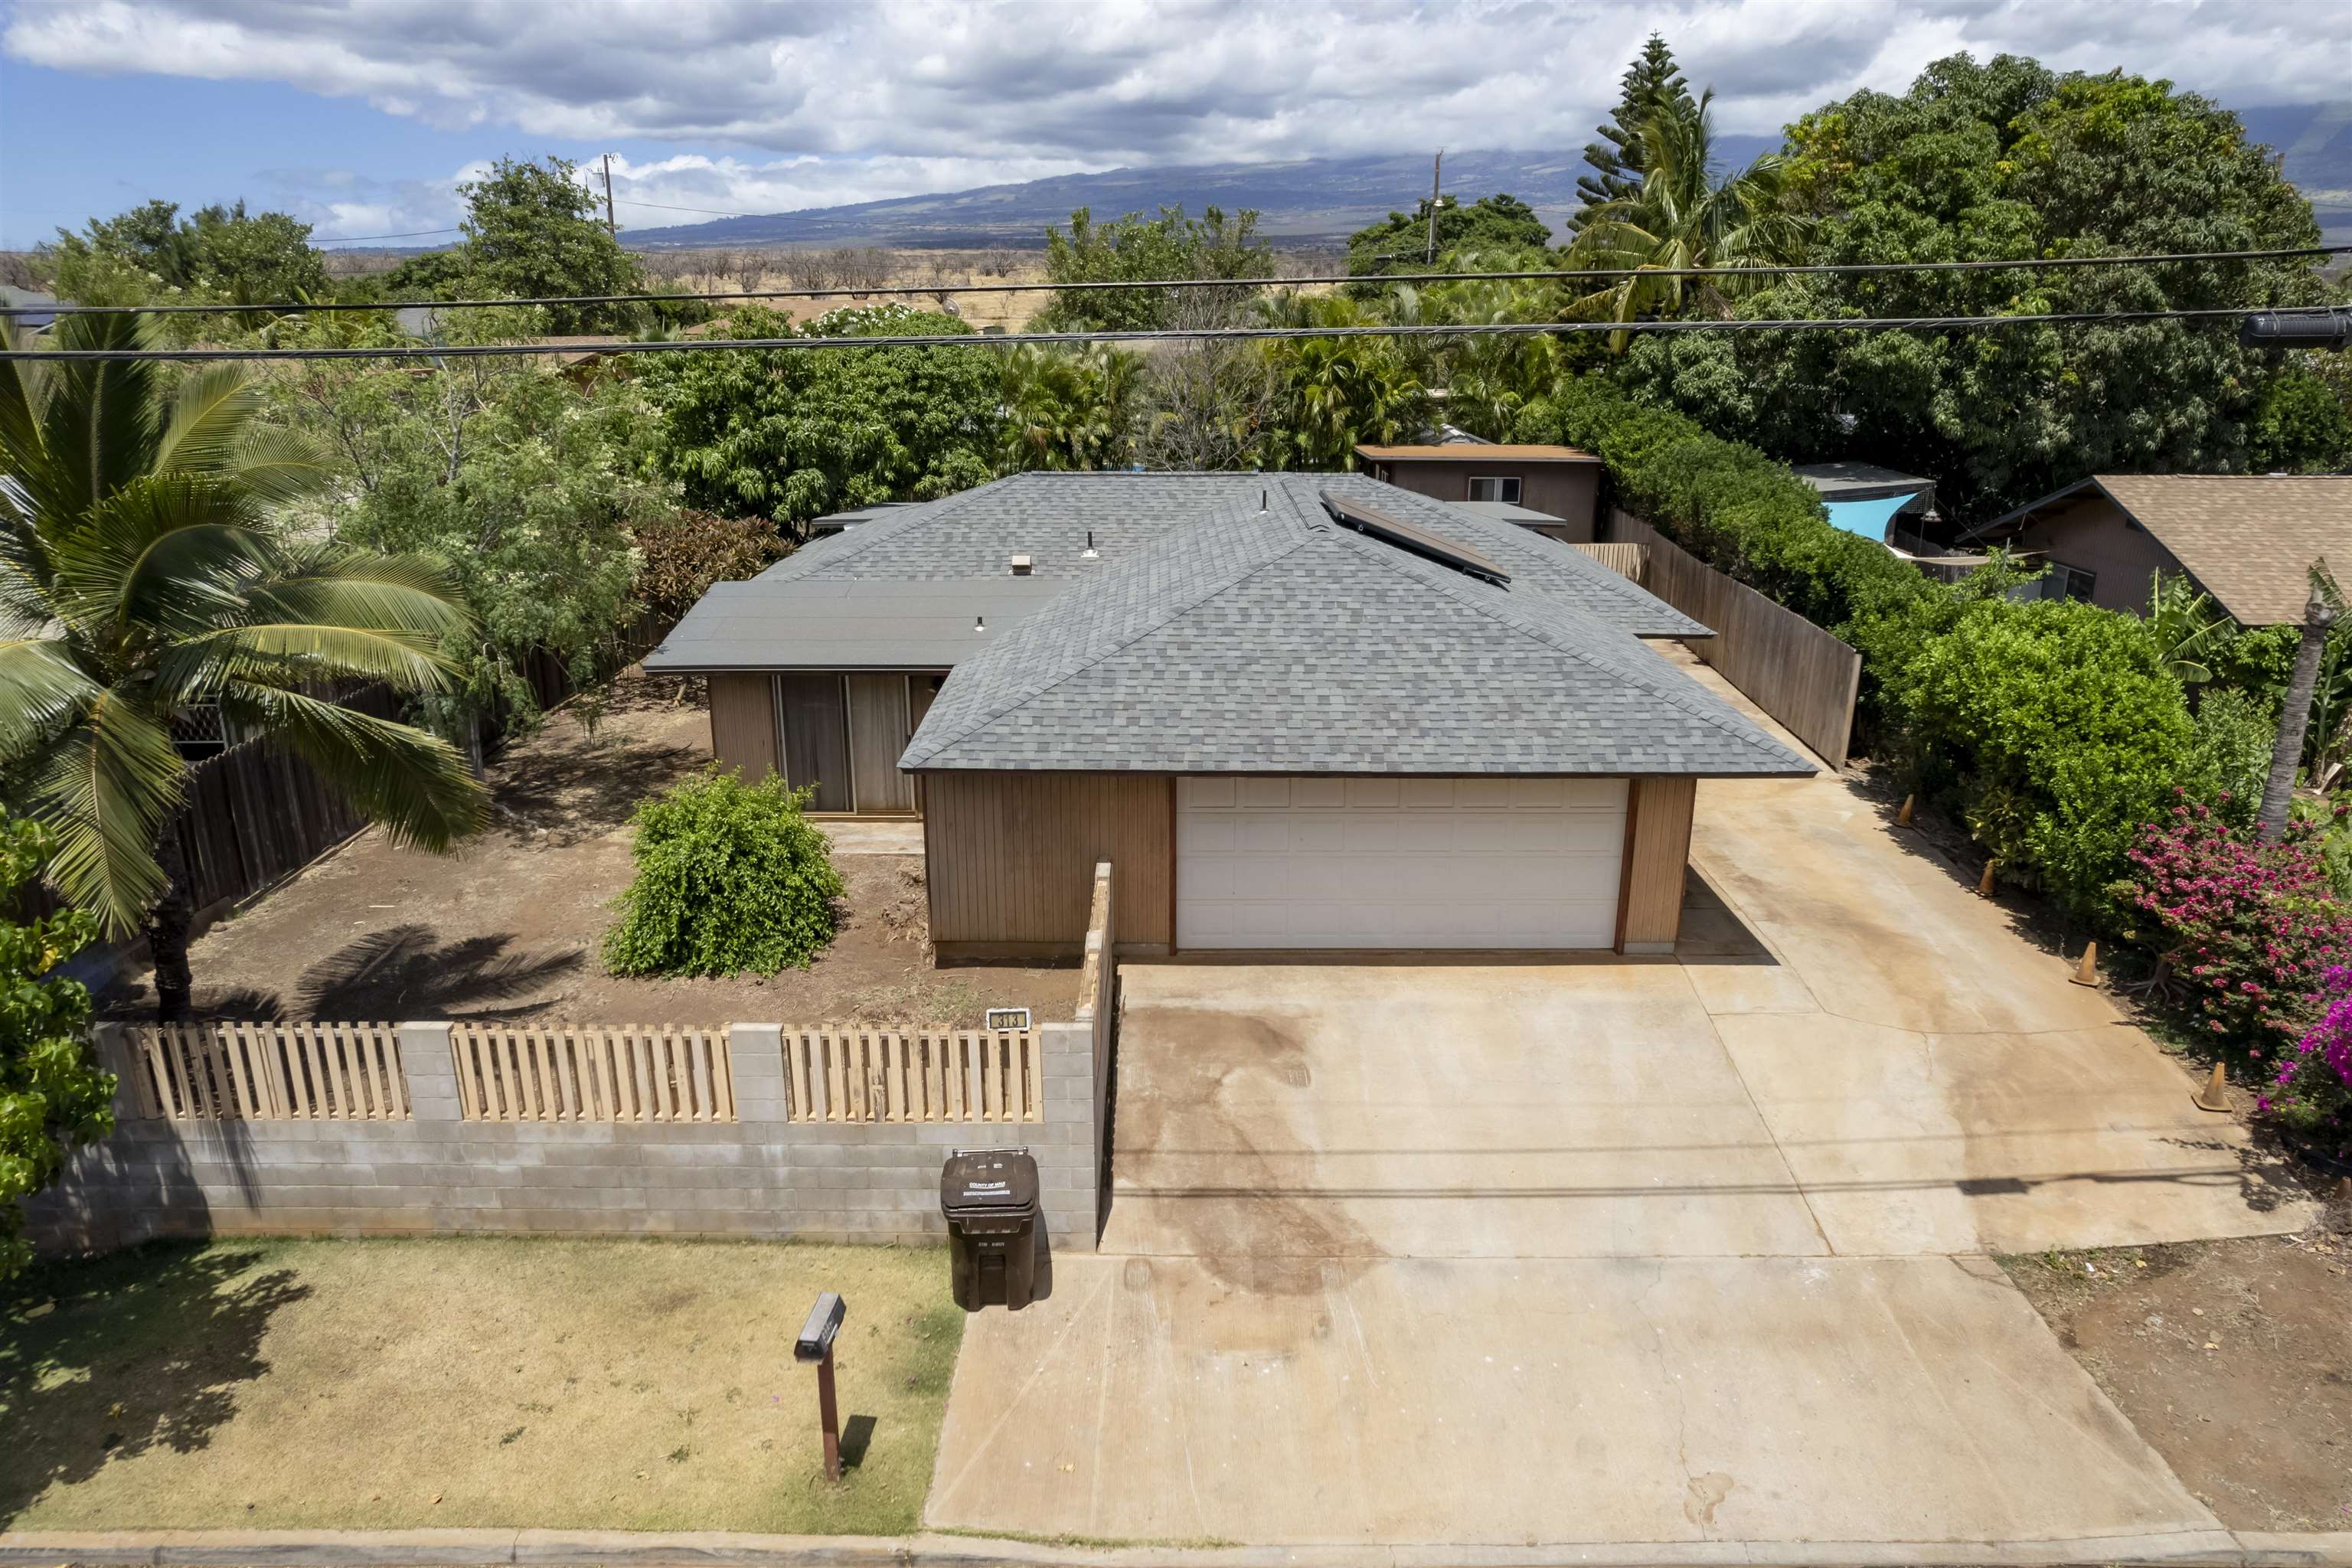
[16,1524,2347,1566]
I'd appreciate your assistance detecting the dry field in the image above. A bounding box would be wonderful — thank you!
[636,247,1057,333]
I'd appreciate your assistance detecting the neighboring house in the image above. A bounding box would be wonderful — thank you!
[1354,443,1602,541]
[1962,475,2352,622]
[1794,460,2010,585]
[1793,462,1938,549]
[0,286,60,332]
[647,472,1811,959]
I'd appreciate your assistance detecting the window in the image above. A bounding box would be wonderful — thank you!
[2014,562,2098,604]
[1465,475,1521,504]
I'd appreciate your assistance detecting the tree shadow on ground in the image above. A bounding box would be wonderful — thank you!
[0,1243,309,1524]
[289,924,583,1019]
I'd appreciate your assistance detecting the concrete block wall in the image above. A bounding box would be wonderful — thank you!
[29,1017,1105,1254]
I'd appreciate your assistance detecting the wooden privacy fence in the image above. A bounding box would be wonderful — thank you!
[452,1023,734,1123]
[1602,510,1861,765]
[125,1021,408,1121]
[785,1027,1044,1124]
[1572,541,1649,580]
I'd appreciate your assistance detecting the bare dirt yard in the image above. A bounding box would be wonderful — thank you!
[2000,1221,2352,1532]
[103,670,1079,1026]
[1,1236,959,1533]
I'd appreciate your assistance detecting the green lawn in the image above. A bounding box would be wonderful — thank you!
[2,1236,962,1534]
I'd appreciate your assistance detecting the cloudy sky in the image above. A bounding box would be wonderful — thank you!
[2,0,2346,250]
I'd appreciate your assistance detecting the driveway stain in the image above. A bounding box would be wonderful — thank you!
[1112,1005,1380,1293]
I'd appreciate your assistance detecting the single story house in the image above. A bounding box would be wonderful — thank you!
[1961,475,2352,622]
[1793,462,1939,548]
[1353,443,1602,541]
[646,472,1811,959]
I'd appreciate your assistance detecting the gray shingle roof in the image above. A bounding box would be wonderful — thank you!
[642,577,1066,671]
[756,472,1272,583]
[900,486,1811,777]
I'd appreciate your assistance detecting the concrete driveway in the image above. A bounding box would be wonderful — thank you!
[929,655,2314,1548]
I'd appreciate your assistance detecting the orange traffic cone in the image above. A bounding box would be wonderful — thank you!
[1896,793,1916,828]
[1977,859,1998,897]
[2068,941,2099,987]
[2192,1062,2231,1113]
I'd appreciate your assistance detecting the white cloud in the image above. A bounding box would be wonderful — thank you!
[8,0,2347,239]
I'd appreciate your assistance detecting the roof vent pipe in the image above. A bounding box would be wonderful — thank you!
[1081,530,1098,560]
[1260,487,1269,512]
[975,615,985,632]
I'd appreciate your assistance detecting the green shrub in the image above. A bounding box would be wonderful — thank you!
[0,812,114,1280]
[603,770,847,978]
[1891,598,2193,920]
[1513,375,1935,731]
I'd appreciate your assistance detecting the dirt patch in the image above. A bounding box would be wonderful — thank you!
[1,1236,959,1534]
[1998,1230,2352,1530]
[102,671,1077,1027]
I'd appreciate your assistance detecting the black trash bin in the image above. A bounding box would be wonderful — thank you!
[941,1148,1041,1311]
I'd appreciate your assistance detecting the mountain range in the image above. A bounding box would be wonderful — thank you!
[622,103,2350,252]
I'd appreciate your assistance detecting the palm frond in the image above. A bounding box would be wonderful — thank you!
[248,548,473,639]
[48,473,266,642]
[27,689,185,936]
[152,365,262,476]
[226,423,338,506]
[219,684,485,851]
[162,622,454,699]
[0,635,103,757]
[38,314,163,522]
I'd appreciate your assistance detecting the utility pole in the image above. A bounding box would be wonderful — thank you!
[600,153,618,239]
[1426,150,1443,265]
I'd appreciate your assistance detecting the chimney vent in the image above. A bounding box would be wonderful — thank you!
[1009,554,1033,577]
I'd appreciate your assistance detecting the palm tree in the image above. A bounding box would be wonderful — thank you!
[2258,560,2341,841]
[0,312,486,1018]
[1565,89,1811,351]
[997,344,1141,472]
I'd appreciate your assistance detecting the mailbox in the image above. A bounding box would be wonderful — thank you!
[795,1291,846,1364]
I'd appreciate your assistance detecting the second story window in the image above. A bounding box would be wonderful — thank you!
[1466,475,1521,504]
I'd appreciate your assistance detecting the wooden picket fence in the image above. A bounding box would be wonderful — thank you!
[125,1021,408,1121]
[450,1023,734,1123]
[785,1027,1043,1124]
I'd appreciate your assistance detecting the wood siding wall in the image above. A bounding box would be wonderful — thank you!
[707,673,779,782]
[1617,775,1697,954]
[1377,460,1600,540]
[922,772,1173,956]
[1607,511,1860,766]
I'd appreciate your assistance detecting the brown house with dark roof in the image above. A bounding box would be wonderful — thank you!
[1962,475,2352,624]
[1354,443,1602,541]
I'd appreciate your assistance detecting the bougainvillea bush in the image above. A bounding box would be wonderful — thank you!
[2270,969,2352,1152]
[2116,793,2352,1057]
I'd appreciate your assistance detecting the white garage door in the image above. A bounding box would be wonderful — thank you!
[1176,776,1628,950]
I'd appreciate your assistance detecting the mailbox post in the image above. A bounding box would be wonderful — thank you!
[794,1292,847,1481]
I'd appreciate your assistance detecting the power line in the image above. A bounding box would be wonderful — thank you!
[613,198,763,219]
[3,305,2325,363]
[315,227,466,244]
[5,244,2343,318]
